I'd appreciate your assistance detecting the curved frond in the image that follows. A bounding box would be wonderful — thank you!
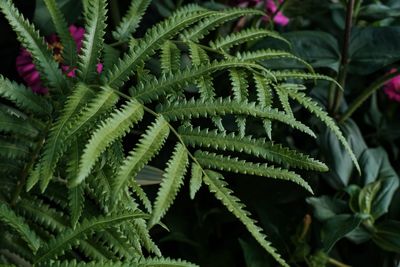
[160,41,181,74]
[210,28,289,51]
[78,0,107,82]
[189,163,202,200]
[149,143,189,228]
[113,116,170,208]
[0,0,66,91]
[196,151,312,193]
[72,99,144,187]
[0,111,39,138]
[202,170,289,267]
[112,0,151,42]
[0,202,41,253]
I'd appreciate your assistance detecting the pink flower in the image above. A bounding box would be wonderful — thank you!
[234,0,289,26]
[16,25,102,94]
[384,68,400,102]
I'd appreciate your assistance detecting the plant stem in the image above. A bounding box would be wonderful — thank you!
[329,0,355,115]
[339,69,400,123]
[328,257,351,267]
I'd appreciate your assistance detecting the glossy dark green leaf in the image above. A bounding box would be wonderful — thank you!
[321,214,364,252]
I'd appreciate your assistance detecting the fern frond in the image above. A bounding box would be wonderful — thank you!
[30,83,94,192]
[103,45,120,73]
[105,9,215,88]
[210,28,289,51]
[149,143,189,228]
[181,8,264,42]
[0,0,66,91]
[130,220,161,256]
[202,170,289,267]
[272,70,341,88]
[43,0,77,66]
[179,127,327,171]
[189,163,202,200]
[68,184,85,229]
[287,90,360,172]
[196,151,312,192]
[0,139,30,160]
[72,99,144,187]
[138,257,199,267]
[0,75,52,116]
[275,86,293,117]
[98,229,138,259]
[160,41,181,74]
[112,0,151,42]
[229,68,248,136]
[78,0,107,82]
[34,212,147,263]
[238,49,314,73]
[113,116,170,209]
[158,98,316,137]
[253,73,273,138]
[131,60,263,103]
[0,111,39,138]
[0,202,41,253]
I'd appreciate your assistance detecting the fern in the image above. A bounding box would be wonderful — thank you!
[112,0,151,42]
[78,0,107,82]
[0,0,67,92]
[0,1,360,266]
[149,143,189,228]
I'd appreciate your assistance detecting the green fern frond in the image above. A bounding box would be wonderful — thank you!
[68,183,85,229]
[98,229,138,259]
[112,0,151,42]
[34,212,147,263]
[202,170,289,267]
[0,75,52,116]
[275,85,294,117]
[130,220,162,256]
[103,45,120,73]
[105,9,215,88]
[43,0,77,66]
[0,111,39,138]
[158,97,316,137]
[0,139,30,160]
[179,127,328,171]
[72,99,144,187]
[149,143,189,228]
[31,83,94,192]
[196,151,312,192]
[229,68,248,136]
[253,73,273,138]
[181,8,264,42]
[0,0,67,92]
[113,116,170,209]
[287,90,360,173]
[78,0,107,82]
[210,28,289,51]
[0,202,41,253]
[131,60,262,103]
[238,49,314,73]
[137,257,199,267]
[189,163,203,200]
[160,41,181,74]
[272,70,341,88]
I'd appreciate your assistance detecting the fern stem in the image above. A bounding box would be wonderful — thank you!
[328,257,351,267]
[10,124,49,206]
[329,0,355,115]
[339,69,400,123]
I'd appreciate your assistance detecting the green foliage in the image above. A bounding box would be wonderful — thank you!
[0,1,360,266]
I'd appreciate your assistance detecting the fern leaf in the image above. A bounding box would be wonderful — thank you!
[113,116,170,209]
[196,151,312,192]
[189,163,202,199]
[238,50,314,73]
[103,44,120,73]
[34,212,147,263]
[229,68,248,136]
[275,86,293,117]
[160,41,181,74]
[253,73,273,138]
[68,184,85,229]
[32,83,94,192]
[0,202,41,253]
[0,75,52,115]
[158,98,316,138]
[72,99,144,187]
[181,8,264,42]
[149,143,189,228]
[0,0,66,91]
[138,257,199,267]
[131,60,262,103]
[43,0,77,66]
[0,111,39,138]
[130,219,162,256]
[287,90,360,173]
[0,139,30,160]
[272,70,341,88]
[202,170,289,267]
[112,0,151,42]
[179,127,327,171]
[38,258,198,267]
[105,9,215,88]
[98,229,138,259]
[210,28,289,51]
[78,0,107,82]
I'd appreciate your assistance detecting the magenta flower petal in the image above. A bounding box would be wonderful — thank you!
[69,25,85,51]
[96,63,103,73]
[265,0,290,26]
[383,69,400,103]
